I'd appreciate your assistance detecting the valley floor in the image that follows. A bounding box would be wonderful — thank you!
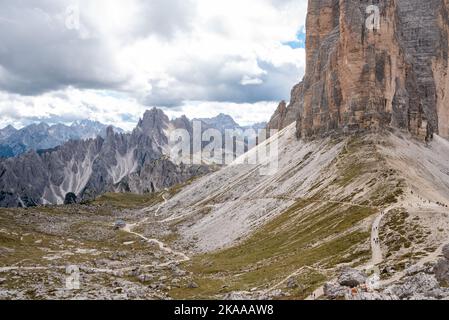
[1,125,449,300]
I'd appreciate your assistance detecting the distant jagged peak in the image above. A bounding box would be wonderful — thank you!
[0,125,18,140]
[170,115,193,132]
[137,108,170,133]
[196,113,238,124]
[1,124,17,131]
[193,113,241,133]
[71,119,103,128]
[105,125,116,138]
[30,122,50,130]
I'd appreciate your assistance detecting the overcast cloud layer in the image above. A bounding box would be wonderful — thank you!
[0,0,307,130]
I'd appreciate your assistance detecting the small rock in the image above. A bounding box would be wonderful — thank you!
[406,265,427,276]
[267,289,284,298]
[442,244,449,260]
[0,278,6,285]
[110,252,127,261]
[386,273,439,299]
[382,266,395,275]
[286,277,298,289]
[324,282,348,299]
[187,281,199,289]
[64,192,78,205]
[434,259,449,285]
[113,287,124,294]
[157,283,168,291]
[137,274,153,283]
[173,269,187,277]
[223,292,251,300]
[0,247,15,255]
[94,259,110,268]
[114,220,126,230]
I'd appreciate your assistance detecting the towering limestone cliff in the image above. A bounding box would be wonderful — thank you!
[269,0,449,140]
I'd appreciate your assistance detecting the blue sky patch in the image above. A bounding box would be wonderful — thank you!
[283,26,306,49]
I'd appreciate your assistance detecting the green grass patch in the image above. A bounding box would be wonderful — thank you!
[171,199,375,299]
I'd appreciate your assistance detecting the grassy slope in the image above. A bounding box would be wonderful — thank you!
[170,136,405,299]
[171,201,373,299]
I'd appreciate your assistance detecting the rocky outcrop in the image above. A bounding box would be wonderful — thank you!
[338,267,368,288]
[275,0,449,141]
[64,192,77,205]
[0,108,210,208]
[267,83,304,131]
[267,101,288,131]
[324,282,349,299]
[324,246,449,300]
[433,259,449,286]
[442,244,449,260]
[434,244,449,285]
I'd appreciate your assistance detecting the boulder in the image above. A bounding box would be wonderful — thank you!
[442,244,449,260]
[114,220,126,230]
[187,281,199,289]
[406,264,433,276]
[137,274,153,284]
[338,268,368,288]
[434,258,449,285]
[386,273,440,299]
[324,283,348,300]
[110,252,127,261]
[64,192,77,205]
[286,277,298,289]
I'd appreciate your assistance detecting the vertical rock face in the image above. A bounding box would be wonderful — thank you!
[267,101,288,131]
[274,0,449,140]
[267,82,305,132]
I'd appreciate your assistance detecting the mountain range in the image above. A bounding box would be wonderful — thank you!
[0,120,124,158]
[0,115,266,159]
[194,113,266,133]
[0,111,266,207]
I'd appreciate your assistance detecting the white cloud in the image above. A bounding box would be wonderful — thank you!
[0,89,144,131]
[0,0,307,128]
[163,100,280,126]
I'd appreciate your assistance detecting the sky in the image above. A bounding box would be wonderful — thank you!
[0,0,308,130]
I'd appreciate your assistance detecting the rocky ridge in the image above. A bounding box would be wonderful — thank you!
[0,109,210,208]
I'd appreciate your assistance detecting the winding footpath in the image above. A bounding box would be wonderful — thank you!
[0,192,190,275]
[305,208,385,300]
[119,191,191,266]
